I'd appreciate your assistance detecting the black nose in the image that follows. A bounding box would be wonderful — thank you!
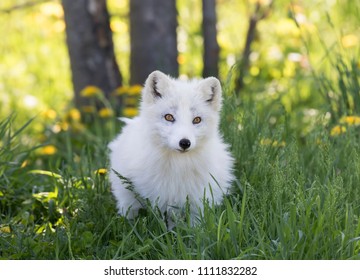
[179,138,191,150]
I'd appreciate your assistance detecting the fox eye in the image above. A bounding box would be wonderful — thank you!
[164,114,175,122]
[192,117,201,124]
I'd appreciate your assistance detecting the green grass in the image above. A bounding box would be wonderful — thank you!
[1,71,360,259]
[1,0,360,260]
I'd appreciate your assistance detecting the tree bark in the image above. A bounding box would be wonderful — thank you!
[202,0,219,78]
[130,0,178,85]
[62,0,122,107]
[235,14,257,92]
[235,0,274,93]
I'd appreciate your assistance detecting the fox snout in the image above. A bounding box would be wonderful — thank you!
[179,138,191,151]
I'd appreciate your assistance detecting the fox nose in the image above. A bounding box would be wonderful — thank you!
[179,138,191,150]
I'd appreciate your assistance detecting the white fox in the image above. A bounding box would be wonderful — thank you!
[108,70,234,223]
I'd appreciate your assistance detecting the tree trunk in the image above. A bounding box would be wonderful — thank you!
[235,0,274,93]
[202,0,219,78]
[62,0,122,107]
[235,14,257,92]
[130,0,178,85]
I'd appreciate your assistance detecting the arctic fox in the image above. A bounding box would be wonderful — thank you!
[108,70,234,222]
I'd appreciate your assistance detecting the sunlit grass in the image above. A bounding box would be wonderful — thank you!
[1,88,360,259]
[0,0,359,260]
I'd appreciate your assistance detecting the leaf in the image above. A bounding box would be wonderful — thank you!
[29,170,62,179]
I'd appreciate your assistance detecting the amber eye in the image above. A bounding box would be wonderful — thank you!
[192,117,201,124]
[164,114,175,122]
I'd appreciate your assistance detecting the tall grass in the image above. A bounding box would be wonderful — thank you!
[1,30,360,259]
[1,59,360,259]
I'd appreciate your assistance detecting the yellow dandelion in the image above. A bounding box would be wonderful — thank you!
[341,34,358,49]
[80,86,103,97]
[260,138,273,146]
[272,140,286,147]
[330,125,346,137]
[114,85,130,96]
[340,116,360,126]
[66,108,81,122]
[95,168,108,175]
[98,108,114,118]
[122,107,138,118]
[0,225,11,233]
[39,145,58,155]
[42,109,57,120]
[260,138,285,147]
[128,84,143,95]
[177,54,186,65]
[60,121,69,131]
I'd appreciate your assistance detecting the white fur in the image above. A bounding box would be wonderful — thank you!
[108,71,234,222]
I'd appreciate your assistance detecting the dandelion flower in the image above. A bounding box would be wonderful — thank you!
[330,125,346,137]
[95,168,107,175]
[260,138,286,147]
[42,109,57,120]
[122,107,138,118]
[128,84,143,95]
[177,54,186,65]
[80,86,103,97]
[60,121,69,131]
[340,116,360,126]
[39,145,58,155]
[0,225,11,233]
[260,138,273,146]
[66,108,81,122]
[99,108,114,118]
[114,85,130,96]
[272,140,286,147]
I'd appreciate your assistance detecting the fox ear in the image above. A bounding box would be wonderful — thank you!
[198,77,222,111]
[143,70,171,103]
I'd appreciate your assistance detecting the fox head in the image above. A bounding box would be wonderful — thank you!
[139,70,223,153]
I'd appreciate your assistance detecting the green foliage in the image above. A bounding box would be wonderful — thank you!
[2,51,360,259]
[317,55,360,122]
[0,0,71,130]
[1,0,360,260]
